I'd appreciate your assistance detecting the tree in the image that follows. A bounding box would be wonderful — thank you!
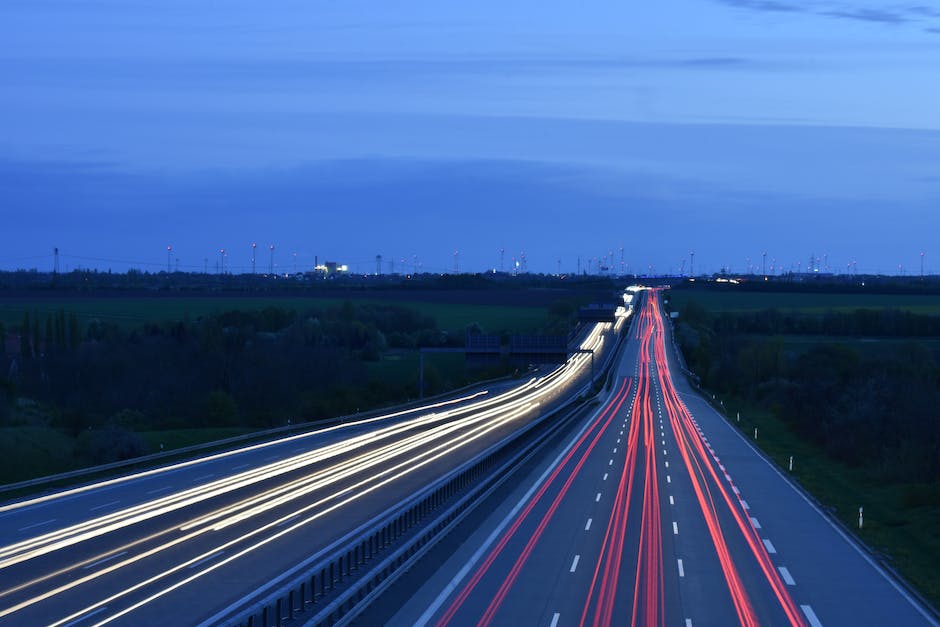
[68,313,82,350]
[0,321,5,356]
[20,313,32,360]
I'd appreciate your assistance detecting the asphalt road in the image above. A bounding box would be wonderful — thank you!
[386,290,938,627]
[0,319,622,626]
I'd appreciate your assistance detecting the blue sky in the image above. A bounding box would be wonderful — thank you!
[2,0,938,274]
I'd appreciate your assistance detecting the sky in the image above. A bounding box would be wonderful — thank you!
[2,0,939,275]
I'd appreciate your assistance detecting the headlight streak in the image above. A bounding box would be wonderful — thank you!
[0,390,492,516]
[436,378,633,627]
[2,321,616,625]
[54,403,541,627]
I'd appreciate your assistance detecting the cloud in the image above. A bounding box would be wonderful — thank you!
[718,0,804,12]
[821,8,909,23]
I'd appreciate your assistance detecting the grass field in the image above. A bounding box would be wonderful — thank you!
[0,295,551,335]
[717,401,940,608]
[668,289,940,315]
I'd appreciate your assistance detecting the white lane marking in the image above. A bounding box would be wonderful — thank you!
[147,486,172,495]
[585,518,593,531]
[89,500,120,512]
[778,566,796,586]
[673,522,679,535]
[616,438,620,443]
[83,551,128,570]
[603,473,608,481]
[667,475,672,484]
[263,454,280,461]
[685,620,693,627]
[193,474,215,483]
[665,461,669,468]
[61,606,108,627]
[763,539,777,554]
[663,449,667,455]
[750,517,761,529]
[292,446,307,453]
[662,439,665,445]
[669,495,674,505]
[613,448,617,453]
[801,605,824,627]
[416,407,601,626]
[550,613,560,627]
[741,500,750,510]
[232,463,251,471]
[609,459,613,466]
[18,518,56,532]
[188,550,224,570]
[732,486,740,495]
[570,555,580,573]
[677,558,685,577]
[596,493,602,502]
[679,391,939,624]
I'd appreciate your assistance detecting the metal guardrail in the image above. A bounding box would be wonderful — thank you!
[0,371,521,497]
[218,319,630,627]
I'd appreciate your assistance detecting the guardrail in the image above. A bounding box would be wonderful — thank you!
[0,370,522,497]
[219,319,631,627]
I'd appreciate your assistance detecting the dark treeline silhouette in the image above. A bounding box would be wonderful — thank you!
[675,301,940,483]
[0,301,508,469]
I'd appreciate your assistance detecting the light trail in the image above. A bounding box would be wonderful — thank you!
[1,321,616,625]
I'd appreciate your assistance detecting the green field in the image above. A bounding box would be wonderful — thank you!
[720,402,940,607]
[668,289,940,315]
[0,296,550,335]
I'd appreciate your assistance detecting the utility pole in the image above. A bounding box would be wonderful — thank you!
[921,251,926,277]
[251,242,257,274]
[454,250,459,274]
[269,244,275,274]
[500,247,505,273]
[690,251,695,277]
[376,254,382,275]
[53,247,59,274]
[762,251,767,277]
[167,245,172,273]
[220,249,225,274]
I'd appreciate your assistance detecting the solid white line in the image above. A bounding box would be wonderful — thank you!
[801,604,824,627]
[18,518,56,532]
[750,517,761,529]
[669,495,674,505]
[570,555,580,572]
[415,401,602,627]
[585,518,592,531]
[763,538,777,554]
[681,388,939,624]
[677,558,685,577]
[673,521,679,535]
[778,565,796,585]
[550,612,560,627]
[596,492,602,502]
[82,551,128,570]
[89,500,120,512]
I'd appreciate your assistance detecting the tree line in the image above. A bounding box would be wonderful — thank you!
[675,301,940,483]
[0,302,500,467]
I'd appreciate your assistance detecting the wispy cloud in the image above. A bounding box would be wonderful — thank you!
[716,0,940,29]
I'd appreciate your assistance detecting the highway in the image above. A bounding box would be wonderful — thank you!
[385,290,938,627]
[0,316,625,626]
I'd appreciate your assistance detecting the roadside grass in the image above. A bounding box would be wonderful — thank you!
[669,290,940,315]
[716,398,940,609]
[0,296,550,335]
[0,427,76,483]
[740,334,940,358]
[137,427,260,454]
